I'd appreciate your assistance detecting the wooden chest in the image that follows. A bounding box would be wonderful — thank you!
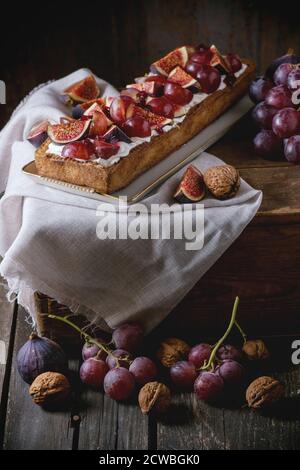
[36,114,300,343]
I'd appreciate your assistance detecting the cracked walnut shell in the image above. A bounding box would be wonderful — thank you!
[157,337,190,367]
[138,381,171,414]
[203,165,240,199]
[29,371,71,406]
[246,376,284,409]
[243,339,270,361]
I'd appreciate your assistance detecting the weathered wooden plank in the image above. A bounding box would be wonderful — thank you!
[78,388,149,450]
[3,306,77,450]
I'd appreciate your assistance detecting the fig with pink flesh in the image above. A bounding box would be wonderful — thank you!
[94,138,119,159]
[126,103,171,128]
[63,75,100,104]
[210,45,233,77]
[168,66,198,89]
[103,124,132,144]
[59,116,76,125]
[174,165,206,203]
[109,97,130,124]
[27,121,49,148]
[151,46,189,76]
[72,98,106,119]
[48,119,91,144]
[121,88,146,105]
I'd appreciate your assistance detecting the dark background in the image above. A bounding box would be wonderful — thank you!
[1,0,299,128]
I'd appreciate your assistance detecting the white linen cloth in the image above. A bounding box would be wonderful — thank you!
[0,69,262,332]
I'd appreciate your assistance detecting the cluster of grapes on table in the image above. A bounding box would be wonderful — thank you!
[250,50,300,162]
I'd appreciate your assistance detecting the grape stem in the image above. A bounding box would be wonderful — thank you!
[48,314,122,366]
[201,296,240,371]
[234,320,247,344]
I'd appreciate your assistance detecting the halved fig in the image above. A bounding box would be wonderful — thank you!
[142,81,163,96]
[89,111,111,137]
[210,45,233,78]
[121,87,146,105]
[151,46,189,76]
[126,104,171,128]
[27,121,49,148]
[94,137,119,159]
[61,139,95,160]
[174,165,206,203]
[168,66,199,89]
[63,75,100,104]
[48,119,91,144]
[103,124,132,144]
[72,98,105,119]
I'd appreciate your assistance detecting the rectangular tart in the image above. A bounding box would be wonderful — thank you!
[35,58,255,194]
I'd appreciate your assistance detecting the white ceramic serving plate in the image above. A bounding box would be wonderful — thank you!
[23,95,252,204]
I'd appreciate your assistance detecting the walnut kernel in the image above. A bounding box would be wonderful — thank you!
[138,381,171,414]
[29,371,70,406]
[243,339,270,361]
[204,165,240,199]
[157,337,190,367]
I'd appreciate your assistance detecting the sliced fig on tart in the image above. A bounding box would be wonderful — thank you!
[209,45,235,83]
[48,119,91,144]
[72,98,105,119]
[94,137,119,159]
[103,124,132,144]
[126,104,171,128]
[168,66,199,89]
[174,165,206,203]
[27,120,49,148]
[151,46,189,76]
[61,139,95,160]
[63,75,100,104]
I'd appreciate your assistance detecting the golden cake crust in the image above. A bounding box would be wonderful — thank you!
[35,59,255,194]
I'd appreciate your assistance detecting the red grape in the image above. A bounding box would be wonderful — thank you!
[188,343,212,368]
[249,77,274,104]
[272,108,300,138]
[164,82,193,105]
[287,67,300,91]
[106,349,132,369]
[196,65,221,94]
[284,135,300,163]
[185,60,202,78]
[82,340,107,361]
[146,97,174,118]
[226,53,242,73]
[265,85,294,109]
[61,140,94,160]
[79,357,109,388]
[94,138,119,159]
[215,360,244,386]
[217,344,243,363]
[190,49,213,65]
[112,323,144,353]
[194,371,224,402]
[274,63,295,86]
[253,130,283,158]
[129,356,157,386]
[170,361,197,390]
[252,102,278,129]
[123,116,151,138]
[104,367,135,401]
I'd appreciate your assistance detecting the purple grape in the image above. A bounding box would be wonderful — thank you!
[129,356,157,386]
[284,135,300,163]
[265,85,294,109]
[272,108,300,139]
[112,323,144,353]
[82,340,108,361]
[274,63,295,86]
[215,360,244,386]
[188,343,212,369]
[249,77,273,104]
[104,367,135,401]
[217,344,243,363]
[194,371,224,402]
[252,102,278,129]
[106,349,132,369]
[266,50,300,81]
[287,67,300,91]
[170,361,198,390]
[254,130,283,158]
[79,357,109,388]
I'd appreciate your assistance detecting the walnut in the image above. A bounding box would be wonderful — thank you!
[203,165,240,199]
[246,376,284,409]
[243,339,270,361]
[29,372,71,406]
[138,381,171,414]
[157,337,190,367]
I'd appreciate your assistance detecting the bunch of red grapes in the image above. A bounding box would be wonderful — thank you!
[80,323,157,401]
[250,50,300,162]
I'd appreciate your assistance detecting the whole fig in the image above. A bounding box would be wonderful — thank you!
[17,332,68,384]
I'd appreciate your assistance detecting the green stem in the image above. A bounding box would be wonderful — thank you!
[201,296,240,371]
[234,320,247,344]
